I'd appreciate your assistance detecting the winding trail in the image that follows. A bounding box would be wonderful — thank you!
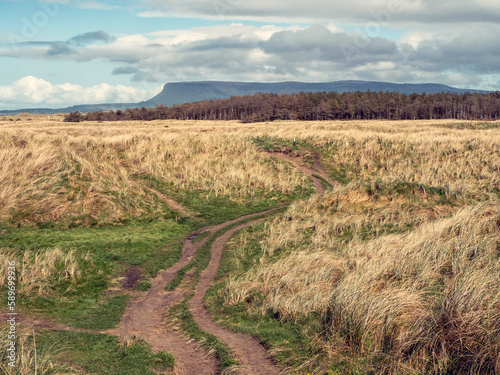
[148,187,197,217]
[184,150,333,375]
[189,218,280,375]
[11,146,335,375]
[106,207,284,375]
[267,148,339,192]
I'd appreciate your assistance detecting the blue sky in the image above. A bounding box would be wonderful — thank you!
[1,0,500,109]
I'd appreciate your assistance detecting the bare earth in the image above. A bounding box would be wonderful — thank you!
[106,207,284,374]
[189,218,281,375]
[184,150,331,375]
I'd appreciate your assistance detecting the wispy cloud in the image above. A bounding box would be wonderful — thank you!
[5,30,115,57]
[138,0,500,24]
[69,30,115,46]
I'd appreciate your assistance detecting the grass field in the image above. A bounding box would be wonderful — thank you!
[1,116,499,374]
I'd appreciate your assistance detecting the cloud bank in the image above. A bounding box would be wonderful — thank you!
[5,22,497,88]
[0,76,161,109]
[1,0,499,109]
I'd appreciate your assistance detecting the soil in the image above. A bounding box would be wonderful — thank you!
[0,310,94,333]
[183,149,335,374]
[123,266,142,289]
[189,218,282,375]
[149,187,196,217]
[106,206,285,374]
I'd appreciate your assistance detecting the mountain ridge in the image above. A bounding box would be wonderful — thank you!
[142,80,491,107]
[0,80,493,115]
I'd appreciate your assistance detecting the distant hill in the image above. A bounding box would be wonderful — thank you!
[142,80,491,108]
[1,80,492,115]
[0,102,136,116]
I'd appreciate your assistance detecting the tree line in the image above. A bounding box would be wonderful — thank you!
[64,90,500,122]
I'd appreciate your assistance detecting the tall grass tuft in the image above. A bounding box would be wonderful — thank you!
[0,326,79,374]
[224,203,500,374]
[0,248,84,296]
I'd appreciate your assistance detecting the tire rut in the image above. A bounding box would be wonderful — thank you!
[187,151,334,374]
[107,207,285,375]
[189,218,281,375]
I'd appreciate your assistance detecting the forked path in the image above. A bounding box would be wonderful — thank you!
[187,151,332,375]
[9,147,333,375]
[108,149,331,374]
[107,207,284,375]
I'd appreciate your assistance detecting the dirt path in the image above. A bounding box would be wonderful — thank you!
[0,310,95,333]
[6,146,336,375]
[106,230,217,375]
[307,149,340,189]
[189,218,281,375]
[106,207,284,375]
[269,150,338,196]
[149,187,196,217]
[186,150,336,374]
[109,147,334,374]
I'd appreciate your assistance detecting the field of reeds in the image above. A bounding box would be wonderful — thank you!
[1,116,500,374]
[0,116,310,227]
[206,119,500,374]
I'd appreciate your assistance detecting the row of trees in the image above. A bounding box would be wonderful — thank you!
[65,91,500,122]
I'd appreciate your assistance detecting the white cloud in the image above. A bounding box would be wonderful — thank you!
[138,0,500,24]
[1,21,499,108]
[0,76,162,109]
[136,11,170,18]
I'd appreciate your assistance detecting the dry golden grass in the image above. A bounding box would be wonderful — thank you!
[2,118,499,227]
[257,181,466,257]
[0,117,309,226]
[0,326,79,374]
[225,203,500,373]
[0,248,86,297]
[294,120,500,197]
[4,116,500,373]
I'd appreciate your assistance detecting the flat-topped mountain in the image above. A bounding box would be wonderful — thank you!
[141,80,490,107]
[0,80,491,115]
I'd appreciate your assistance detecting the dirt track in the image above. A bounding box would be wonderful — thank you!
[106,207,283,374]
[183,151,330,374]
[11,147,334,374]
[110,149,331,374]
[189,218,281,375]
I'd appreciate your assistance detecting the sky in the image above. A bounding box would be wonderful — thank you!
[0,0,499,110]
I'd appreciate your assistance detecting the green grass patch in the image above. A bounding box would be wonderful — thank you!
[0,220,195,328]
[64,295,129,330]
[36,330,175,374]
[141,175,307,226]
[215,221,268,280]
[138,279,152,291]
